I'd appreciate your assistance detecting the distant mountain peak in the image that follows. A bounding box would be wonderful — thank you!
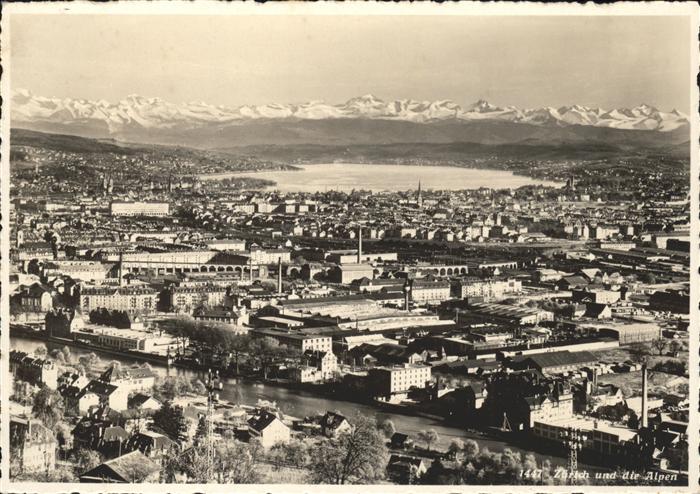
[11,88,688,136]
[465,99,502,113]
[347,93,383,103]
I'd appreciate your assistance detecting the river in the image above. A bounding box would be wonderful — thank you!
[13,336,572,467]
[199,163,560,192]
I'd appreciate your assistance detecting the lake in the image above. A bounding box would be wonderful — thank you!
[201,163,560,192]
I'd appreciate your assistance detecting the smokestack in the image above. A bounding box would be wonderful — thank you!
[592,370,598,393]
[249,258,254,282]
[357,226,363,263]
[277,258,282,294]
[641,363,648,428]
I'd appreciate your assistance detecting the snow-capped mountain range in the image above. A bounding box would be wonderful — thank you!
[12,89,689,134]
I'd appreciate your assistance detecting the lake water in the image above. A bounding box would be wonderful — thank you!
[201,163,559,192]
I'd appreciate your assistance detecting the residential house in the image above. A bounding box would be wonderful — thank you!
[72,417,129,457]
[247,410,291,449]
[387,454,428,483]
[10,416,57,473]
[390,432,414,449]
[79,450,160,483]
[292,350,338,383]
[79,380,129,412]
[98,365,157,394]
[127,430,178,459]
[9,351,58,389]
[13,283,54,313]
[319,411,352,438]
[127,393,162,412]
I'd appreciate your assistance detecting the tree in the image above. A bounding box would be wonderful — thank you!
[266,445,288,471]
[159,445,181,483]
[169,436,264,483]
[669,339,683,357]
[628,343,650,365]
[463,439,479,461]
[49,348,66,365]
[417,429,439,451]
[61,346,73,365]
[651,338,667,356]
[227,334,251,375]
[378,419,396,439]
[55,422,74,458]
[32,386,64,429]
[447,438,465,460]
[153,375,194,401]
[73,448,104,475]
[214,439,263,483]
[11,380,34,406]
[151,401,188,443]
[193,415,209,446]
[652,359,687,376]
[310,414,388,484]
[421,458,462,485]
[268,438,311,469]
[33,344,48,358]
[108,360,123,373]
[13,463,76,483]
[282,439,312,468]
[248,338,286,380]
[78,352,100,375]
[639,272,656,284]
[190,378,207,396]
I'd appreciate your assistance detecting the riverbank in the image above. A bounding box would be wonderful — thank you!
[11,334,596,472]
[10,325,173,366]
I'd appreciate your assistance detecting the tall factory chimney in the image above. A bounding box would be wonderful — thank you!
[403,281,411,312]
[357,226,363,263]
[641,362,648,428]
[277,257,283,294]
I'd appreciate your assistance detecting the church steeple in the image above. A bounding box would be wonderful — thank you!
[417,180,423,209]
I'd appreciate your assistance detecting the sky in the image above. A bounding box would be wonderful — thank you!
[9,14,692,111]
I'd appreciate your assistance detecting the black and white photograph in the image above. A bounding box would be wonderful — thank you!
[1,2,697,490]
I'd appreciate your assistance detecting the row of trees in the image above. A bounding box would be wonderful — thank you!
[162,317,303,379]
[650,338,685,357]
[89,308,134,328]
[154,410,390,484]
[423,440,576,485]
[42,344,102,377]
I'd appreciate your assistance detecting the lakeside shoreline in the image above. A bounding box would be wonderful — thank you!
[198,162,563,191]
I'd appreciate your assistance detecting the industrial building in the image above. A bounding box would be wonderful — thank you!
[110,201,170,217]
[599,324,662,345]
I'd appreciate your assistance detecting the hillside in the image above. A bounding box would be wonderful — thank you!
[11,128,144,155]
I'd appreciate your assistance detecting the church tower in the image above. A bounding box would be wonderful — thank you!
[417,180,423,209]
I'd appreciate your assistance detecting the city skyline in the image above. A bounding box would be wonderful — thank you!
[10,14,692,112]
[3,3,696,489]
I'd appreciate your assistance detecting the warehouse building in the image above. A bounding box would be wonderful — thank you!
[599,324,662,345]
[509,350,598,375]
